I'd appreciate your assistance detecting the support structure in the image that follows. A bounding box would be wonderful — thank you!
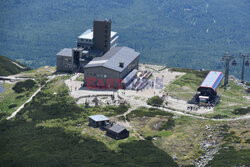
[239,53,249,83]
[221,53,234,86]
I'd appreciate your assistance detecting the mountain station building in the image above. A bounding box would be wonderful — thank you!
[56,19,140,89]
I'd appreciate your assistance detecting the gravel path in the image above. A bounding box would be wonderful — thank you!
[117,106,145,140]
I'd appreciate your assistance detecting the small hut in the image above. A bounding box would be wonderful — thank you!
[106,124,129,140]
[88,115,110,128]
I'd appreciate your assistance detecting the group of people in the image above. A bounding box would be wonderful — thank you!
[187,105,214,111]
[187,106,199,111]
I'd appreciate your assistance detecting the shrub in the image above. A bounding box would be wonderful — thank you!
[127,107,173,119]
[116,104,129,114]
[206,147,250,167]
[12,79,37,93]
[212,114,229,119]
[232,107,250,115]
[159,118,175,130]
[147,96,163,107]
[36,77,48,85]
[16,94,25,99]
[245,139,250,144]
[8,104,17,109]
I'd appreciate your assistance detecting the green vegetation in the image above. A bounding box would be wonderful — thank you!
[127,107,173,120]
[211,114,229,119]
[126,107,175,141]
[0,82,38,120]
[22,66,56,79]
[219,125,241,144]
[0,120,178,167]
[12,79,37,93]
[206,147,250,167]
[103,104,129,116]
[166,69,208,100]
[0,0,249,80]
[159,118,175,131]
[213,80,250,117]
[232,107,250,115]
[0,55,30,76]
[147,96,163,107]
[0,76,178,166]
[150,116,208,165]
[166,68,250,117]
[75,73,84,81]
[170,68,209,79]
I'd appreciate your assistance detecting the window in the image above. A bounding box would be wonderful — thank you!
[104,75,107,78]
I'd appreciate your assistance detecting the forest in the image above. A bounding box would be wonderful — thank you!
[0,0,249,80]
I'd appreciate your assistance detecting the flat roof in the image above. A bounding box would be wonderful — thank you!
[89,115,109,122]
[78,29,117,40]
[84,47,140,72]
[56,48,72,57]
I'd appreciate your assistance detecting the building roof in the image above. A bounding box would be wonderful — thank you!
[84,47,140,72]
[94,18,111,22]
[56,48,72,57]
[89,115,109,122]
[78,29,117,40]
[107,124,127,133]
[198,71,224,92]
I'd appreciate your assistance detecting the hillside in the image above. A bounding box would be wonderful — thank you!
[0,0,249,80]
[0,55,30,76]
[0,66,249,166]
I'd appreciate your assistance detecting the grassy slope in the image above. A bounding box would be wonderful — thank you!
[127,107,250,166]
[0,55,30,76]
[0,73,249,166]
[0,81,38,121]
[0,76,178,167]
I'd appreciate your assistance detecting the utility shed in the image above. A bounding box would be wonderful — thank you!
[56,48,73,72]
[106,124,129,140]
[89,115,110,128]
[197,71,224,97]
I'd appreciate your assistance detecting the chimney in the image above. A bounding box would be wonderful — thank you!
[119,62,124,68]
